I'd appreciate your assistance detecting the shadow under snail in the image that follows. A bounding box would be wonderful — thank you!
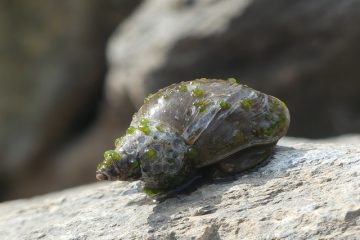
[96,78,290,196]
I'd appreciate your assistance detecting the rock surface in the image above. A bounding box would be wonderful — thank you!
[1,139,359,239]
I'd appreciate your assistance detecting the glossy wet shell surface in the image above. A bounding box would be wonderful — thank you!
[132,79,290,168]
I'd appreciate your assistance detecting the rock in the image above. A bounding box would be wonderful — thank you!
[106,0,250,108]
[106,0,360,138]
[0,0,142,201]
[1,139,359,239]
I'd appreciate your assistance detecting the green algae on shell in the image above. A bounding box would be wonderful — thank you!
[97,150,121,171]
[240,98,253,111]
[126,126,136,135]
[104,150,120,161]
[185,147,199,160]
[228,77,238,84]
[193,99,208,113]
[219,100,231,110]
[176,82,188,92]
[144,148,157,159]
[191,87,204,97]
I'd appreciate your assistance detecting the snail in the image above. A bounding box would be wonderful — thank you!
[96,78,290,195]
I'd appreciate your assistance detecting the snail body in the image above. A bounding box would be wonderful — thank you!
[96,79,290,193]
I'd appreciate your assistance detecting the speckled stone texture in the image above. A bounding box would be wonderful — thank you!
[0,138,359,239]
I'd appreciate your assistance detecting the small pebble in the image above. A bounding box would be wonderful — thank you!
[193,205,217,216]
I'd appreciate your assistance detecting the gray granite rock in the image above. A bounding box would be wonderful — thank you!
[1,139,359,239]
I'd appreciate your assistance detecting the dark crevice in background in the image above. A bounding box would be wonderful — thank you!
[58,0,143,147]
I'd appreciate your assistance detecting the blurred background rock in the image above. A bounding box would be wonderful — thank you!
[0,0,142,201]
[1,0,360,201]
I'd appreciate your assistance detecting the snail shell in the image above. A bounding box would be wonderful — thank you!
[96,78,290,192]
